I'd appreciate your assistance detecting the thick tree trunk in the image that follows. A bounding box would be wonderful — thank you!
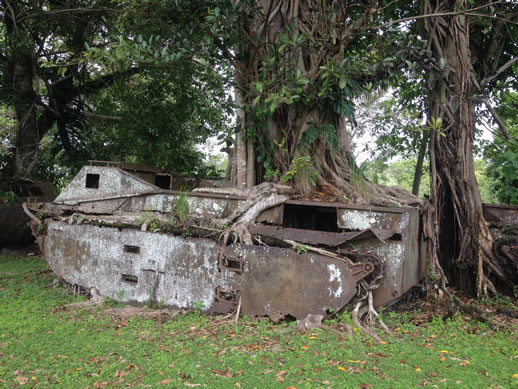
[5,12,40,178]
[232,0,420,208]
[411,130,428,196]
[234,92,248,189]
[421,0,505,295]
[234,0,365,196]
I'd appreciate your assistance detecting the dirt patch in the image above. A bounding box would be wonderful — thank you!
[390,290,518,328]
[103,306,181,319]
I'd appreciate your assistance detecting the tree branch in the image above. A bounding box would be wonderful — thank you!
[370,1,514,29]
[471,74,512,141]
[19,8,121,24]
[480,57,518,87]
[80,67,141,94]
[84,112,122,122]
[481,98,512,141]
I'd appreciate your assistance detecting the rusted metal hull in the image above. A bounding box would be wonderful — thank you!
[484,204,518,276]
[31,163,433,318]
[44,220,373,320]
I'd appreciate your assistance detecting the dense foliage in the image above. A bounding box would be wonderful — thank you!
[0,0,235,182]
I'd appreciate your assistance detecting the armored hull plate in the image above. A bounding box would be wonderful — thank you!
[44,221,370,319]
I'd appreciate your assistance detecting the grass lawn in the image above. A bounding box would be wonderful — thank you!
[1,254,517,388]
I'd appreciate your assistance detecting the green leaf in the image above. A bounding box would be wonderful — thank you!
[339,74,347,89]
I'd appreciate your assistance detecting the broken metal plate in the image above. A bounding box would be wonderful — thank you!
[249,224,394,246]
[44,220,374,320]
[222,245,373,321]
[484,204,518,226]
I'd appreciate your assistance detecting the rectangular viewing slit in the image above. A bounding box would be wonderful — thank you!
[85,173,100,189]
[218,256,243,274]
[124,245,140,254]
[154,174,171,189]
[215,286,239,303]
[283,204,339,232]
[121,274,138,285]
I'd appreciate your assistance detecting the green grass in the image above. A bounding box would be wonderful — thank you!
[1,254,517,388]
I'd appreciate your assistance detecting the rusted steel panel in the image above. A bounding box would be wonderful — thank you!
[337,208,402,231]
[249,225,394,246]
[484,204,518,226]
[45,221,238,309]
[336,208,423,306]
[55,166,157,204]
[223,245,373,321]
[89,160,163,173]
[44,220,373,320]
[286,199,407,214]
[50,188,243,219]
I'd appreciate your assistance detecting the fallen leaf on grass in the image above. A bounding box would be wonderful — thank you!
[184,383,201,387]
[14,376,28,385]
[115,369,130,377]
[157,346,172,353]
[337,366,347,372]
[360,385,373,388]
[275,370,288,382]
[211,369,233,378]
[126,363,140,371]
[513,373,518,378]
[157,378,174,385]
[12,370,24,375]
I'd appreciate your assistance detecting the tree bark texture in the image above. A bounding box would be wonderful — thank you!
[234,88,248,189]
[4,7,40,177]
[411,130,429,196]
[420,0,506,295]
[234,0,378,198]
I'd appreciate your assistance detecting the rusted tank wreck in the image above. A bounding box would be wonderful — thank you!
[26,161,429,320]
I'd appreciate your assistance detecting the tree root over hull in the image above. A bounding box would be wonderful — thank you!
[196,182,292,245]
